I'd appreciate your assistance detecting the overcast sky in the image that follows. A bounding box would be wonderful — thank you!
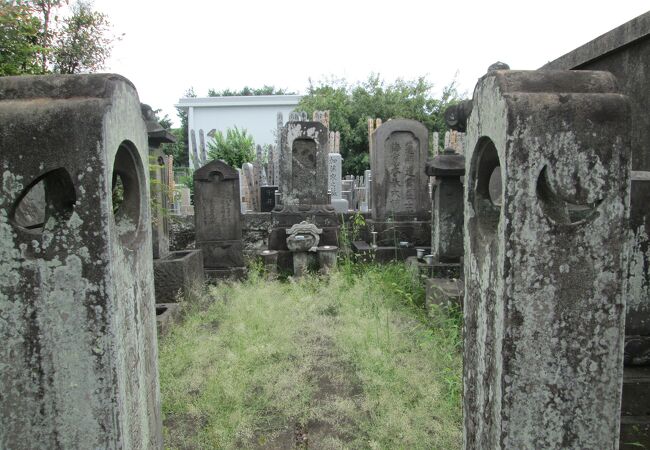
[93,0,649,127]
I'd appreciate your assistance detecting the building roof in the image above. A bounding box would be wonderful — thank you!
[175,94,303,110]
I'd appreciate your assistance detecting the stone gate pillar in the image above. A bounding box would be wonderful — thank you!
[0,74,161,449]
[464,70,631,449]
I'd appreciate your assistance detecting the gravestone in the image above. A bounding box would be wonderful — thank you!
[367,119,430,251]
[0,74,161,448]
[371,119,429,221]
[269,115,339,269]
[328,153,348,213]
[242,162,257,211]
[194,159,245,279]
[260,185,278,212]
[278,119,330,206]
[464,69,630,448]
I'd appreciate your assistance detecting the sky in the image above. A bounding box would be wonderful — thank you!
[92,0,650,127]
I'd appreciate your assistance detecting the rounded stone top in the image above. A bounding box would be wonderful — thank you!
[425,148,465,177]
[317,245,338,251]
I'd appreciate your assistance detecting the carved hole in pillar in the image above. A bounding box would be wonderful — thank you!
[536,166,601,225]
[472,137,502,234]
[10,168,76,234]
[111,141,144,247]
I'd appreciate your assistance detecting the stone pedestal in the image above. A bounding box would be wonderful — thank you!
[258,249,279,278]
[292,252,310,277]
[317,245,338,273]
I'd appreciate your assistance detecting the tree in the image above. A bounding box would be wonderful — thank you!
[207,85,295,97]
[298,75,464,174]
[50,0,113,73]
[0,0,116,75]
[0,2,43,75]
[207,126,255,168]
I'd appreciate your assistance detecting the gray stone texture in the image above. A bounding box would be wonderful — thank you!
[542,12,650,364]
[153,249,204,303]
[0,74,162,449]
[279,120,330,206]
[426,149,465,263]
[194,160,245,272]
[464,70,630,449]
[371,119,430,221]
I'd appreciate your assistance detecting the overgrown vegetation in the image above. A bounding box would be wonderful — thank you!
[159,263,462,449]
[207,126,255,168]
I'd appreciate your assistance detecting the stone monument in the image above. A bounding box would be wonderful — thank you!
[0,74,162,449]
[194,159,245,279]
[463,69,630,449]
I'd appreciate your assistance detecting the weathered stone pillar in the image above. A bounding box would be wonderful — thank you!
[464,70,630,449]
[426,148,465,263]
[0,74,162,449]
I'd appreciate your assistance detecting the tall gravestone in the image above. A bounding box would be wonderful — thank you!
[194,159,245,279]
[464,69,630,449]
[278,119,330,206]
[371,119,429,220]
[269,115,339,269]
[0,74,162,448]
[367,119,430,250]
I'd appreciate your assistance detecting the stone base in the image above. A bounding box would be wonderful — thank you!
[153,249,204,303]
[205,267,247,282]
[425,278,463,312]
[156,303,181,337]
[620,366,650,449]
[364,219,431,247]
[625,335,650,366]
[197,239,245,268]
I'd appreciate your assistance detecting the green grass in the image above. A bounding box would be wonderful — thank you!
[159,263,462,449]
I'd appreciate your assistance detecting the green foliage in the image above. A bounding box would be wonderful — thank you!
[0,0,116,75]
[50,0,113,74]
[298,74,464,174]
[0,1,43,75]
[207,126,255,168]
[172,87,196,168]
[159,264,462,449]
[207,85,295,97]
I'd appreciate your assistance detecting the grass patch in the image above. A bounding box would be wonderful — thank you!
[159,263,462,449]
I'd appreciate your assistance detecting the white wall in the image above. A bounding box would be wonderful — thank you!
[178,95,302,168]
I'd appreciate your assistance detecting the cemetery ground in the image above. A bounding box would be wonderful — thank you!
[159,262,462,449]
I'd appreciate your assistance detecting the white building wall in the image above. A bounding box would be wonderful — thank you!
[176,95,302,169]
